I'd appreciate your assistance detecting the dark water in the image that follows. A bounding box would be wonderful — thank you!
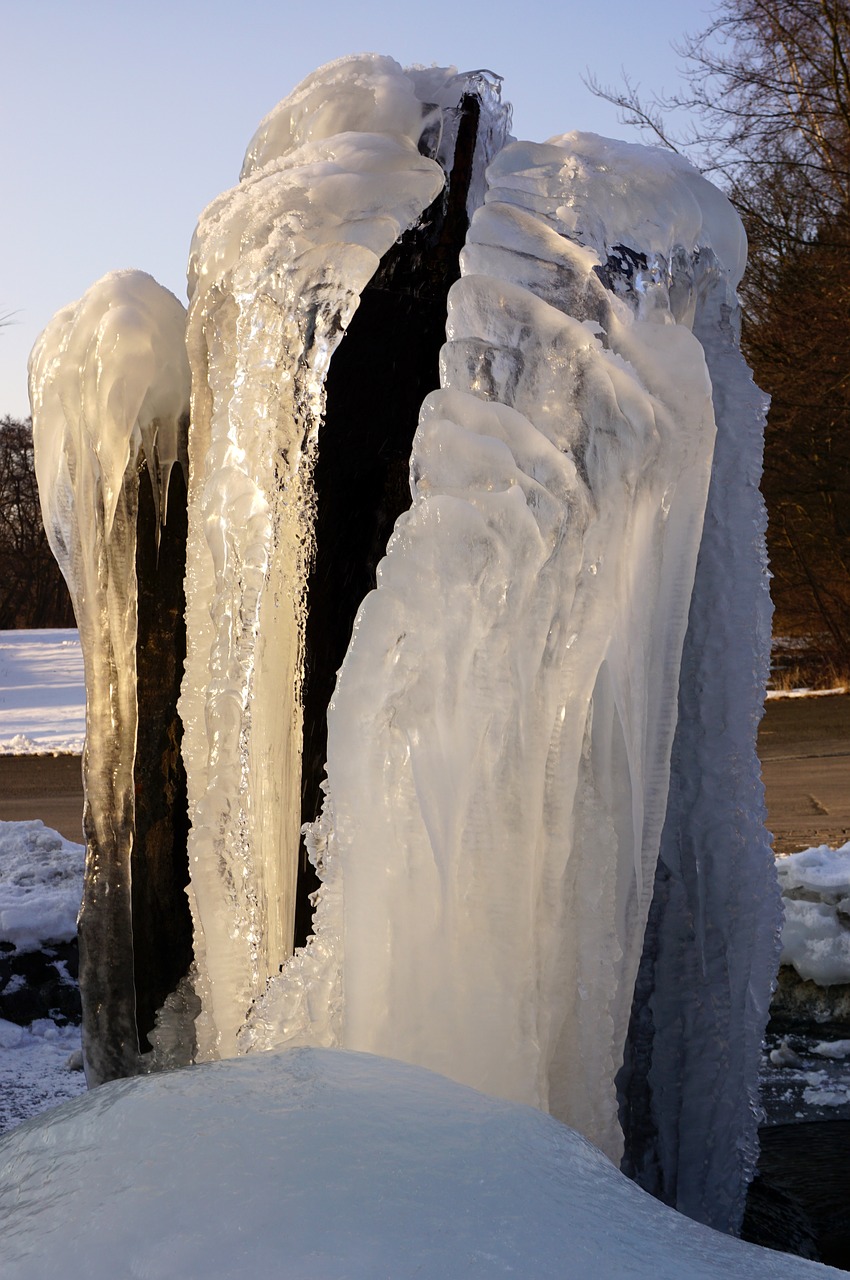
[744,1120,850,1270]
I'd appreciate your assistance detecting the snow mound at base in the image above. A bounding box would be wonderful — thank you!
[0,1048,838,1278]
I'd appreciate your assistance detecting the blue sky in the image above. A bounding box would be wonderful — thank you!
[2,0,713,418]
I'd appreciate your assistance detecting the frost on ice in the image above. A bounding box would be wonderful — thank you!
[28,270,191,1085]
[29,54,780,1238]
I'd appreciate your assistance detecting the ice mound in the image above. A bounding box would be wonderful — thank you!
[0,1048,838,1279]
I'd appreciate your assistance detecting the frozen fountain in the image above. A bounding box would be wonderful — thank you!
[29,54,781,1235]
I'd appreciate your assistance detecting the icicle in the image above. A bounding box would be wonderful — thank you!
[29,269,190,1084]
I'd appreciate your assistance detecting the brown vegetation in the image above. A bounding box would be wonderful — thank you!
[589,0,850,675]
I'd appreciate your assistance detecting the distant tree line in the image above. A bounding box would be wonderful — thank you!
[0,415,74,628]
[590,0,850,674]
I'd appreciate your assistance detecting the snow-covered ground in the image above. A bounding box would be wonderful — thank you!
[0,820,86,1130]
[761,842,850,1122]
[0,1018,83,1131]
[767,686,849,700]
[0,629,84,754]
[0,634,87,1126]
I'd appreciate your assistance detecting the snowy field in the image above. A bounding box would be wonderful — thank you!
[0,626,838,763]
[0,629,84,754]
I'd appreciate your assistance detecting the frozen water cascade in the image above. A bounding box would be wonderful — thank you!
[27,56,782,1239]
[28,270,191,1084]
[618,220,781,1231]
[180,56,511,1059]
[241,129,763,1183]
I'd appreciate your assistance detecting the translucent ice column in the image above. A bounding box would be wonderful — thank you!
[244,135,754,1166]
[29,270,190,1084]
[181,54,509,1058]
[618,158,782,1232]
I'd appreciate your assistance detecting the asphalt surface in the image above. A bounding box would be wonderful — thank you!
[0,693,847,852]
[0,753,84,842]
[758,693,850,853]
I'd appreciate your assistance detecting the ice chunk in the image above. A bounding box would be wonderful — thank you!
[813,1039,850,1059]
[0,820,83,952]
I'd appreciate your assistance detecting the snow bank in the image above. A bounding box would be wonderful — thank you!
[0,630,84,755]
[778,842,850,986]
[0,1047,839,1279]
[0,821,85,1132]
[0,820,84,952]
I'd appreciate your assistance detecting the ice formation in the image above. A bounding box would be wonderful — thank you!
[180,55,510,1058]
[29,270,190,1084]
[616,158,781,1229]
[0,1048,840,1280]
[28,54,781,1237]
[241,123,773,1198]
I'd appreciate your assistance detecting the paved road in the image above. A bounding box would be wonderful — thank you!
[759,693,850,854]
[0,693,847,853]
[0,754,84,842]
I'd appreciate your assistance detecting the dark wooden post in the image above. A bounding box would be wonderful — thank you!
[296,95,483,945]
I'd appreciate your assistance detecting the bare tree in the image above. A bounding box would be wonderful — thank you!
[588,0,850,667]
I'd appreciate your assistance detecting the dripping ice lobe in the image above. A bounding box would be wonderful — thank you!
[27,52,780,1247]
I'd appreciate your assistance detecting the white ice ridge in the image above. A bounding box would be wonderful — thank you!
[180,53,510,1059]
[28,270,189,1082]
[243,134,742,1164]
